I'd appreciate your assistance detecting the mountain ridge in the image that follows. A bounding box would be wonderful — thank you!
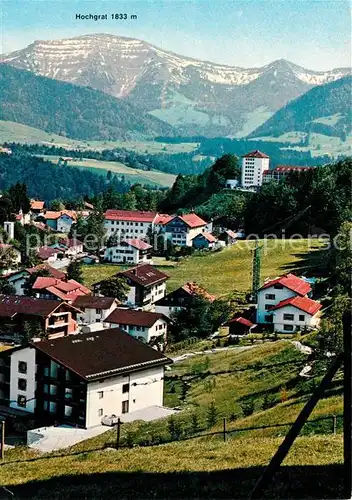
[2,33,350,137]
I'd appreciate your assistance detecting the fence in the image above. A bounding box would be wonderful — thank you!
[111,413,343,450]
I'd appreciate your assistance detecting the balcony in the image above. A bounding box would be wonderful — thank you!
[47,321,70,329]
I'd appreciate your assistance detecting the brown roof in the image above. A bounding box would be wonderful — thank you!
[181,282,216,302]
[37,246,61,260]
[117,264,169,287]
[242,150,270,159]
[27,264,66,280]
[30,328,171,381]
[192,231,217,243]
[72,296,117,310]
[0,295,72,318]
[106,308,167,327]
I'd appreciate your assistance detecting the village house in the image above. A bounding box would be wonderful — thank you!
[256,273,314,329]
[15,209,31,226]
[104,210,158,239]
[0,328,171,428]
[32,277,91,302]
[153,214,173,234]
[105,309,168,345]
[43,211,77,233]
[262,165,314,184]
[30,200,45,215]
[155,281,215,318]
[4,264,66,296]
[49,238,84,258]
[191,231,218,250]
[72,296,119,325]
[162,213,207,247]
[94,264,169,311]
[268,295,322,333]
[37,246,61,264]
[223,316,256,336]
[218,229,238,246]
[104,238,152,265]
[0,295,80,342]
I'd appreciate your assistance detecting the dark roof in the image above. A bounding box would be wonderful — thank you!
[242,150,270,159]
[117,264,169,287]
[106,308,167,327]
[27,264,66,280]
[30,328,171,381]
[0,295,71,318]
[72,296,117,310]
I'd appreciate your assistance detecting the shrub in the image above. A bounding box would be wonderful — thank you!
[191,413,200,434]
[240,400,255,417]
[207,401,218,427]
[261,393,277,410]
[280,386,289,402]
[168,416,182,441]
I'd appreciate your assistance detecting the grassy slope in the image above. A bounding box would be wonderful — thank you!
[0,120,198,154]
[39,155,176,188]
[82,239,326,295]
[1,341,343,497]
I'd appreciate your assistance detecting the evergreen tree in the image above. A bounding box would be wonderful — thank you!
[98,276,130,301]
[67,260,83,282]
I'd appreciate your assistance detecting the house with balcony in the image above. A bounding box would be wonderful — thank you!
[93,264,169,311]
[256,273,317,332]
[4,264,66,296]
[0,295,80,342]
[104,239,152,265]
[105,308,168,345]
[72,296,119,325]
[155,281,215,318]
[0,328,171,428]
[162,213,207,247]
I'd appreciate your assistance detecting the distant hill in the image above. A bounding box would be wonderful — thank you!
[2,33,350,137]
[249,76,352,140]
[0,64,174,141]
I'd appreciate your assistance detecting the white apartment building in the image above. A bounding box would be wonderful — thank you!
[241,150,270,188]
[104,210,158,239]
[105,308,168,344]
[72,296,119,325]
[104,239,152,265]
[0,328,171,428]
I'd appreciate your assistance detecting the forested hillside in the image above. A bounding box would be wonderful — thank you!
[0,64,174,140]
[249,76,352,140]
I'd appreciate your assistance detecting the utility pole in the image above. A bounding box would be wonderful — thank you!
[251,240,262,303]
[116,418,121,450]
[0,420,5,460]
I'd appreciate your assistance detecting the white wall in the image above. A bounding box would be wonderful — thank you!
[104,220,153,238]
[7,272,28,295]
[10,347,36,413]
[257,285,296,323]
[272,305,320,333]
[155,304,184,319]
[109,317,167,343]
[241,157,269,187]
[85,365,164,427]
[78,301,118,325]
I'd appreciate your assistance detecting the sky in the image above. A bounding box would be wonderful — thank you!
[1,0,351,70]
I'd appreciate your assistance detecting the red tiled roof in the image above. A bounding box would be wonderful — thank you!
[44,210,77,221]
[58,238,84,248]
[273,165,314,172]
[30,200,45,210]
[242,150,270,159]
[104,209,157,222]
[33,222,48,232]
[154,214,173,225]
[226,316,255,328]
[123,239,152,250]
[33,277,90,300]
[0,294,74,318]
[269,296,321,316]
[30,328,171,381]
[177,213,207,228]
[193,231,217,243]
[37,246,61,260]
[27,264,66,280]
[106,308,167,327]
[260,273,311,296]
[0,244,15,250]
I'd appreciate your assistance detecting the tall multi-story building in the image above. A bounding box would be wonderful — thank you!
[241,150,270,188]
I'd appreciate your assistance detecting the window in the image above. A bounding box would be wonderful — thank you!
[274,284,283,289]
[98,408,103,417]
[18,361,27,374]
[96,308,102,315]
[65,370,71,382]
[43,400,49,411]
[65,388,73,400]
[283,314,294,321]
[122,400,129,414]
[43,384,49,394]
[17,395,26,407]
[64,405,73,417]
[283,324,294,331]
[18,378,27,391]
[44,366,50,377]
[265,304,273,310]
[98,391,104,399]
[50,384,58,396]
[299,314,305,321]
[265,294,276,300]
[49,401,57,414]
[264,315,273,323]
[122,383,129,394]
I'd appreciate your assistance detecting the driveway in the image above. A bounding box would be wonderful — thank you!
[171,345,255,363]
